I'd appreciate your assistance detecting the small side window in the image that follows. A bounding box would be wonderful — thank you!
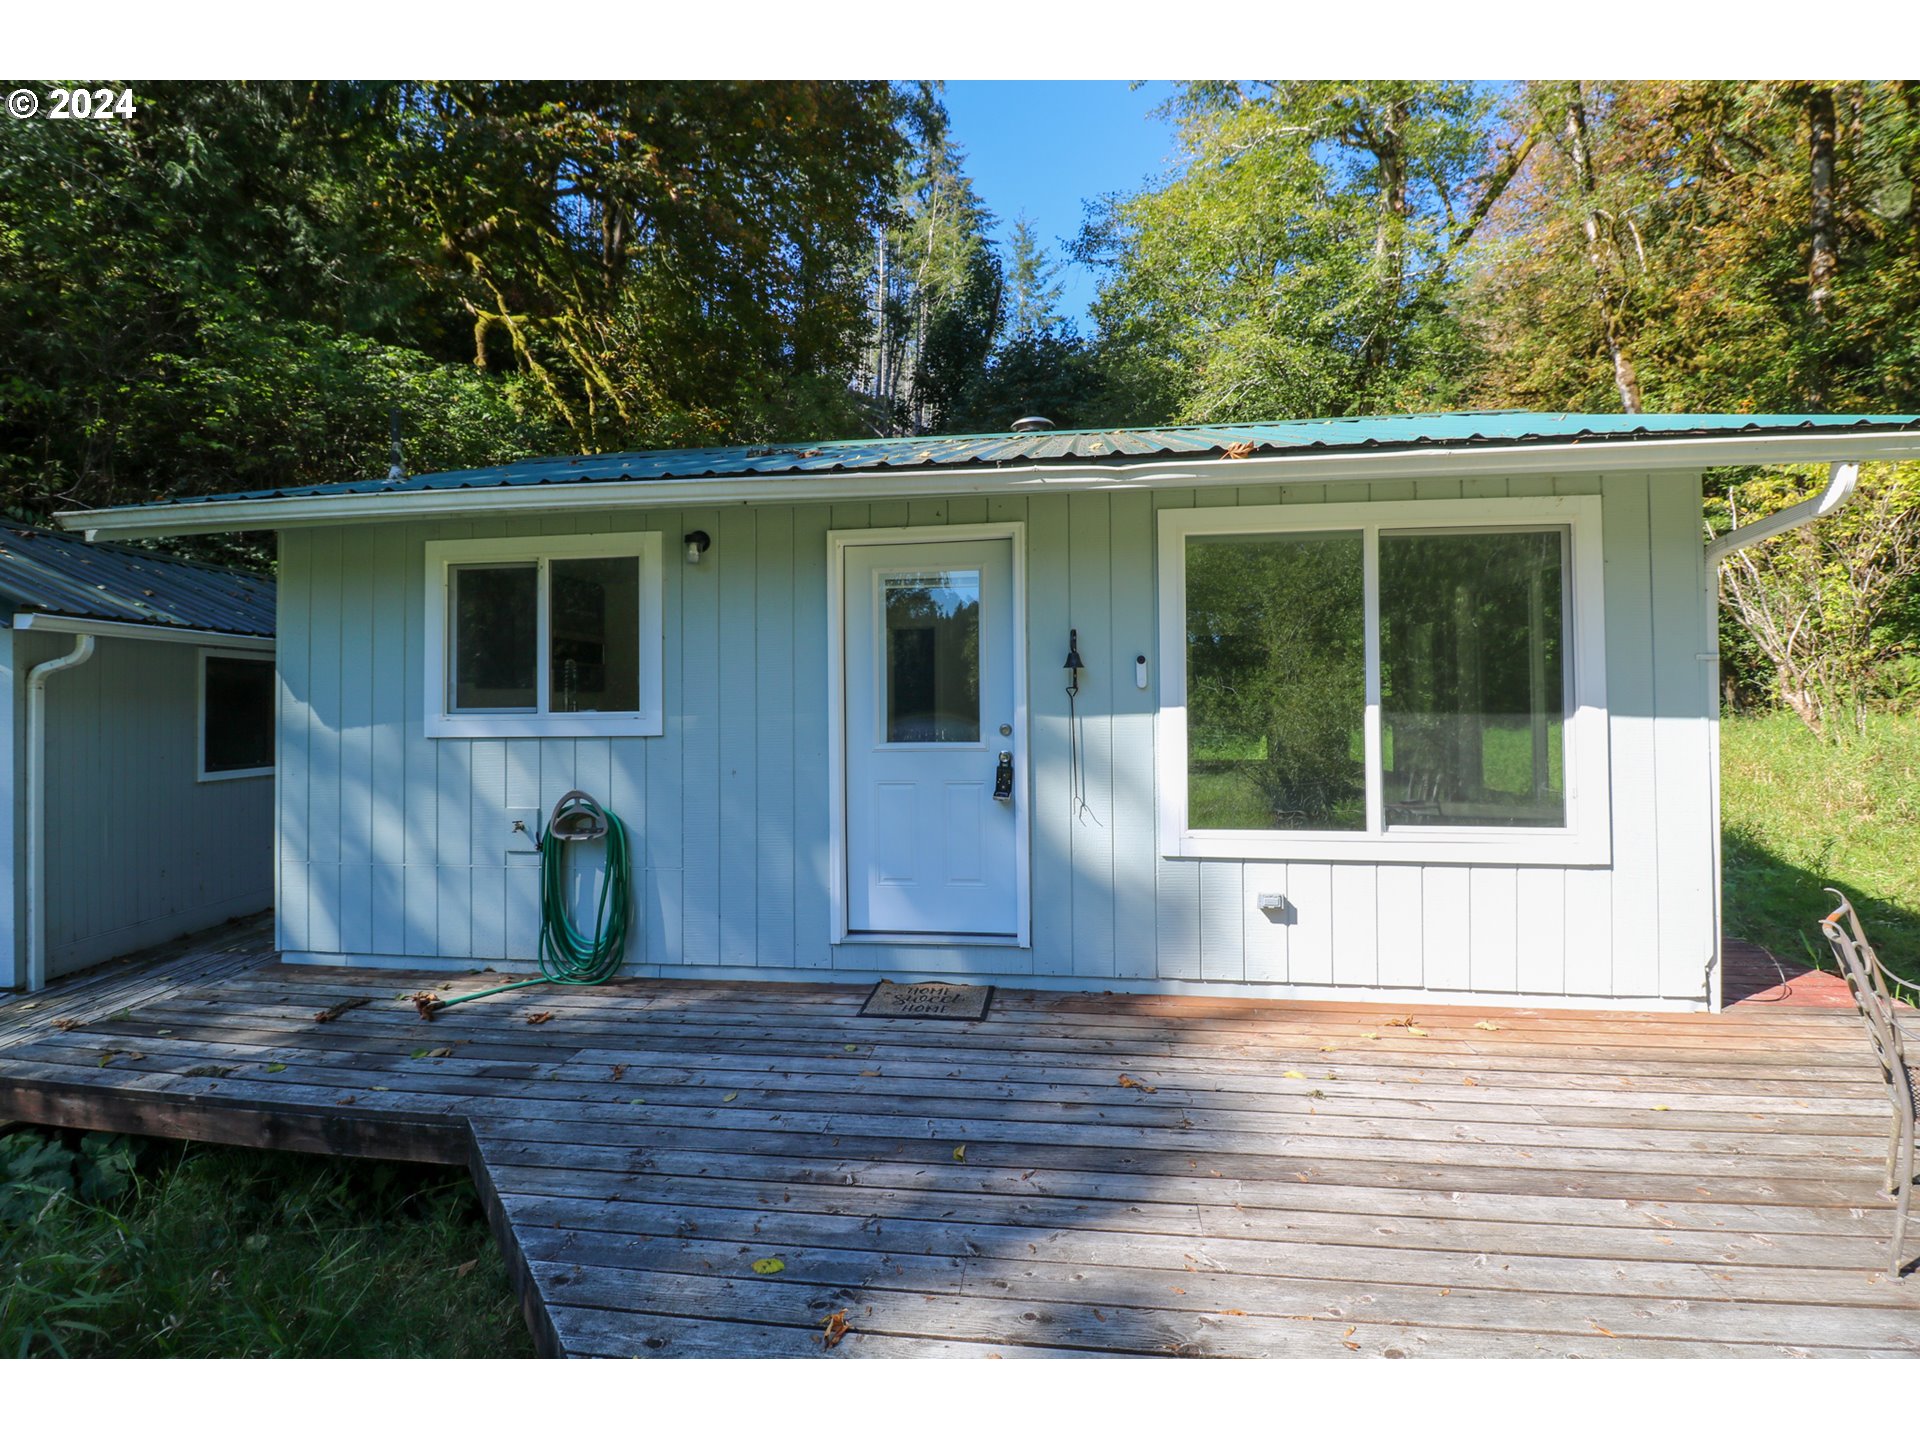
[200,651,275,780]
[425,531,665,738]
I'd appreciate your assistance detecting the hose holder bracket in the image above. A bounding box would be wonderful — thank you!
[545,789,611,844]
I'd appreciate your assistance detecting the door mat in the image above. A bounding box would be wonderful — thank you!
[858,979,995,1022]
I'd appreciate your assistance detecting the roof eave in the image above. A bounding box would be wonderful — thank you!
[10,610,275,649]
[56,429,1920,541]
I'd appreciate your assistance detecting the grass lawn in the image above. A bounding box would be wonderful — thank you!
[1,1127,533,1357]
[1721,708,1920,991]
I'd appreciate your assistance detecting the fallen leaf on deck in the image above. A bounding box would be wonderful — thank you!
[336,1096,356,1106]
[1462,1077,1479,1086]
[1343,1340,1361,1351]
[860,1069,880,1077]
[265,1062,287,1073]
[843,1044,860,1052]
[1383,1016,1418,1028]
[1117,1074,1158,1093]
[1282,1070,1307,1080]
[610,1064,627,1081]
[410,992,444,1020]
[526,1011,554,1025]
[410,1048,432,1059]
[822,1309,850,1349]
[427,1047,454,1058]
[1407,1027,1429,1037]
[628,1098,647,1105]
[370,1086,390,1092]
[157,1029,172,1036]
[314,996,371,1024]
[1361,1031,1379,1040]
[53,1017,83,1031]
[721,1092,738,1102]
[1652,1105,1670,1112]
[952,1144,967,1162]
[1591,1321,1617,1337]
[750,1257,787,1275]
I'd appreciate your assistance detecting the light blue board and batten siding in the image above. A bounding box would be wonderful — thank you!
[6,630,273,982]
[274,470,1718,1006]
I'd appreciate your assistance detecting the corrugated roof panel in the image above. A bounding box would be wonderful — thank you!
[0,524,274,636]
[126,410,1920,512]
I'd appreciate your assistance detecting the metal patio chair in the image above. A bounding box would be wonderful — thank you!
[1820,889,1915,1280]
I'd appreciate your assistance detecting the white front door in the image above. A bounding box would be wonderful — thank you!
[843,537,1021,938]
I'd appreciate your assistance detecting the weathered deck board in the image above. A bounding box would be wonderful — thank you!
[1,926,1914,1358]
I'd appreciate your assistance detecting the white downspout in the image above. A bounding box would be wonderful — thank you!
[1706,461,1858,565]
[25,632,94,991]
[1701,460,1860,1011]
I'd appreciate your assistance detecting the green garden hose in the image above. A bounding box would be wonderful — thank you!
[417,794,632,1017]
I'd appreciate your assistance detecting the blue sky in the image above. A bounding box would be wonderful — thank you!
[940,81,1180,329]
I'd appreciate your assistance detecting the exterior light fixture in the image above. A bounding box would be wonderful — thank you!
[683,530,711,565]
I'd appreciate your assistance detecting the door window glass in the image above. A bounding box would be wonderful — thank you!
[883,570,981,743]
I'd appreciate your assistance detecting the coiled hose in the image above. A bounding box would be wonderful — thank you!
[418,794,631,1017]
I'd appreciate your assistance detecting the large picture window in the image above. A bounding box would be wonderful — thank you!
[425,532,664,738]
[1157,498,1608,865]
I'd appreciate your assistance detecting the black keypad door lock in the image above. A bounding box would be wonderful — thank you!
[993,751,1014,801]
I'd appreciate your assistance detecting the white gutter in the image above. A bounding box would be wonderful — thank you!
[25,632,94,991]
[57,432,1920,541]
[12,612,273,652]
[1704,461,1859,565]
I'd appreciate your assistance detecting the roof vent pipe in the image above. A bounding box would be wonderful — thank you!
[1010,416,1055,433]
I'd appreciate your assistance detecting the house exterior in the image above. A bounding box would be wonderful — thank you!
[1,524,277,989]
[60,413,1920,1011]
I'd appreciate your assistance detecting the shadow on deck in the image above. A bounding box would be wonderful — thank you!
[2,920,1915,1358]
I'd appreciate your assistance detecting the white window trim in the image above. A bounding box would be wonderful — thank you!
[197,647,276,782]
[424,531,664,739]
[1156,496,1610,866]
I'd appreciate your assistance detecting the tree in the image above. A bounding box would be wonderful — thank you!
[1468,81,1920,414]
[1076,81,1532,423]
[1003,215,1067,340]
[1712,464,1920,733]
[0,79,923,543]
[858,115,1004,434]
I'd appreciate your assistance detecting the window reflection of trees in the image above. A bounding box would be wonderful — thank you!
[1186,533,1367,831]
[1381,530,1566,828]
[886,573,981,743]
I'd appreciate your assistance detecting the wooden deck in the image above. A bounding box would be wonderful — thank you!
[2,921,1915,1358]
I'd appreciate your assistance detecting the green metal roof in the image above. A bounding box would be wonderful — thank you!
[121,411,1920,511]
[0,523,275,637]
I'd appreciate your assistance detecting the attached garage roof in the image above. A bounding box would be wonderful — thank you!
[0,523,275,637]
[56,411,1920,540]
